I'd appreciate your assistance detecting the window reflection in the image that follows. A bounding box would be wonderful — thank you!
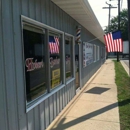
[23,25,46,103]
[65,37,73,80]
[49,35,62,89]
[75,43,79,89]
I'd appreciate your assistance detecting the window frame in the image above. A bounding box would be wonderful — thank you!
[23,23,48,106]
[21,15,65,112]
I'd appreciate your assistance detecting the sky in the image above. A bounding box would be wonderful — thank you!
[88,0,128,29]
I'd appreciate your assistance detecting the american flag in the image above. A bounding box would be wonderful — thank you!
[49,36,59,54]
[104,31,123,52]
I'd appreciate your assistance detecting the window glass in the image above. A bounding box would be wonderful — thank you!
[65,36,73,80]
[93,45,96,62]
[23,24,46,103]
[49,34,62,89]
[75,43,79,89]
[97,46,100,60]
[101,47,103,59]
[96,46,98,61]
[98,46,100,60]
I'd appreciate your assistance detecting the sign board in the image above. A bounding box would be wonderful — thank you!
[83,42,93,67]
[51,69,60,88]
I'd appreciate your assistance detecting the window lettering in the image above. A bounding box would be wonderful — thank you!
[25,58,44,72]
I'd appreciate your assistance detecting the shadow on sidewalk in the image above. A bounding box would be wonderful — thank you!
[51,99,130,130]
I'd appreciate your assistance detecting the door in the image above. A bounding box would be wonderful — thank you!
[75,43,79,89]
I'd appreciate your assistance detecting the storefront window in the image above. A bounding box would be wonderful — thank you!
[65,36,73,80]
[23,24,47,103]
[97,46,100,60]
[93,45,96,62]
[49,34,62,89]
[101,47,103,59]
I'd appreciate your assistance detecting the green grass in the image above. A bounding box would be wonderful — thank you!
[114,61,130,130]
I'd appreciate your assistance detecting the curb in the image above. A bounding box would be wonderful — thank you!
[46,62,105,130]
[120,61,129,76]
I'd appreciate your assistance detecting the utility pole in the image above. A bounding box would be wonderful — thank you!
[127,0,130,75]
[109,0,121,62]
[117,0,120,62]
[103,2,117,32]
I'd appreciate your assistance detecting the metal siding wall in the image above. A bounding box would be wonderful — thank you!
[67,84,70,102]
[0,0,8,129]
[1,0,20,129]
[41,0,46,24]
[39,102,45,130]
[56,91,60,115]
[64,86,67,107]
[22,0,29,16]
[81,28,105,87]
[71,82,73,99]
[55,5,60,30]
[59,11,62,30]
[59,89,63,112]
[0,45,8,129]
[0,0,105,130]
[13,0,28,129]
[27,110,35,130]
[36,0,41,22]
[53,93,57,119]
[49,95,54,123]
[50,1,54,27]
[62,87,65,108]
[29,0,35,19]
[45,99,49,128]
[53,3,56,28]
[46,0,51,26]
[34,106,40,130]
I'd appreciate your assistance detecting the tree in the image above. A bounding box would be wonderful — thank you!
[104,9,128,41]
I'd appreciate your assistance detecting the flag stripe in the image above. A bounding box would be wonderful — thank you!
[107,34,112,52]
[104,35,110,52]
[114,40,117,52]
[49,36,60,54]
[109,33,113,51]
[110,33,115,52]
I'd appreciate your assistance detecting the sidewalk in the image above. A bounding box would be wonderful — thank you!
[47,59,120,130]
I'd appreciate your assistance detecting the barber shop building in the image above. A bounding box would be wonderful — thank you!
[0,0,106,130]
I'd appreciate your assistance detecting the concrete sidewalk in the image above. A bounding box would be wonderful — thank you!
[47,59,120,130]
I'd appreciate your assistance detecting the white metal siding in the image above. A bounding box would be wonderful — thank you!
[0,0,105,130]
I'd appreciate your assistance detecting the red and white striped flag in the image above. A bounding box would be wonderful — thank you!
[49,36,59,54]
[104,31,123,52]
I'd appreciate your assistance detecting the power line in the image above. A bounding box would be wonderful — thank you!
[102,2,117,32]
[108,0,121,61]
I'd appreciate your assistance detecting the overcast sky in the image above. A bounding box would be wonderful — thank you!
[88,0,128,29]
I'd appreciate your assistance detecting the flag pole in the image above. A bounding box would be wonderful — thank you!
[128,0,130,75]
[117,0,120,62]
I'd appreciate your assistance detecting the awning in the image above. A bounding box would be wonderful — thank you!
[51,0,105,43]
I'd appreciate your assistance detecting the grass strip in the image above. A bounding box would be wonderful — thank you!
[114,61,130,130]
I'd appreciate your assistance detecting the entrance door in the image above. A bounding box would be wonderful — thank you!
[75,44,79,89]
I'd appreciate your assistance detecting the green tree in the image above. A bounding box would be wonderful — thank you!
[104,9,128,40]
